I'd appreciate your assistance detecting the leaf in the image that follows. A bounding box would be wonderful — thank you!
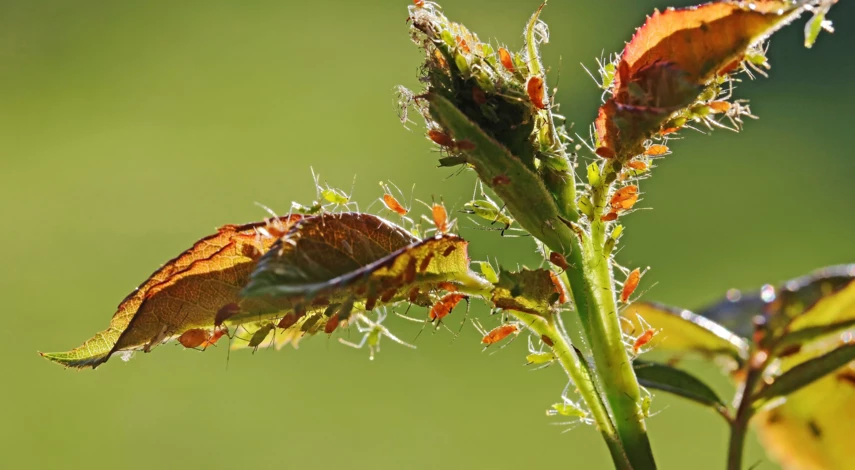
[244,212,488,302]
[597,1,811,159]
[491,268,563,315]
[780,267,855,344]
[40,216,302,368]
[754,343,855,403]
[623,302,749,364]
[633,361,728,417]
[754,358,855,470]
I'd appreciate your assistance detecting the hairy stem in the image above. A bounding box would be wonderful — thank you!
[511,311,630,470]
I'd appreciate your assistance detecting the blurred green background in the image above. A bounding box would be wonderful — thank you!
[2,0,854,468]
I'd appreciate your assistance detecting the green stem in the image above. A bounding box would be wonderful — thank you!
[727,357,764,470]
[511,311,630,470]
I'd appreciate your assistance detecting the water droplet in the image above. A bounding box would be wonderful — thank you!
[760,284,776,303]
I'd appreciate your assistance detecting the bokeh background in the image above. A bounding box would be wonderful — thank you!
[2,1,854,468]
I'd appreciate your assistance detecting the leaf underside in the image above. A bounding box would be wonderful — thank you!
[633,360,728,417]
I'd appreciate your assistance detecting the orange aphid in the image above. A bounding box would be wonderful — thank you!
[413,0,425,7]
[627,161,648,171]
[455,139,476,151]
[383,193,408,216]
[432,203,449,234]
[660,127,680,135]
[437,281,458,292]
[408,286,420,303]
[632,328,658,355]
[549,252,569,271]
[610,185,639,211]
[324,313,340,334]
[428,129,455,147]
[380,288,398,303]
[178,329,209,349]
[429,293,467,322]
[472,87,487,105]
[526,75,547,110]
[549,271,568,304]
[595,146,616,159]
[644,144,669,156]
[214,303,241,327]
[433,49,448,68]
[481,324,520,345]
[601,211,619,222]
[709,101,731,113]
[455,36,471,54]
[202,327,227,348]
[498,47,515,73]
[621,268,641,303]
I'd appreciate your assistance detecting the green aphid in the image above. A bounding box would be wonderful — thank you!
[525,351,556,365]
[249,323,275,352]
[440,30,455,49]
[577,195,594,220]
[610,224,624,241]
[604,238,616,258]
[463,200,514,230]
[804,10,827,49]
[481,43,497,68]
[600,62,616,90]
[320,187,349,205]
[641,395,652,418]
[291,200,323,215]
[454,53,470,76]
[548,401,588,419]
[300,312,324,333]
[587,162,601,186]
[479,261,499,284]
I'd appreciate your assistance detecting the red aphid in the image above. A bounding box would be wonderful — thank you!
[365,290,378,311]
[428,129,455,147]
[621,268,641,303]
[429,293,467,322]
[549,252,569,271]
[380,288,398,303]
[526,75,547,110]
[472,87,487,105]
[277,312,298,330]
[437,281,458,292]
[601,211,619,222]
[455,36,471,54]
[455,140,476,151]
[632,328,658,355]
[498,47,515,73]
[201,327,228,349]
[408,286,420,303]
[214,303,241,327]
[595,147,616,159]
[383,193,408,216]
[432,203,449,234]
[481,324,520,345]
[324,313,340,334]
[413,0,425,7]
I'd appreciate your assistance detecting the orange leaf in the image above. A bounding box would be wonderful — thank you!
[40,216,301,368]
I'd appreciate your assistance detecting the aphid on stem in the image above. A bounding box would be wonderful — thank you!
[620,268,642,303]
[473,319,522,351]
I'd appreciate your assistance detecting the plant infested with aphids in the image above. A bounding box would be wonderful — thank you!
[42,1,852,469]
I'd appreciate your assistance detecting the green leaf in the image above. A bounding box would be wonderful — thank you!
[783,274,855,347]
[623,302,749,364]
[633,361,728,418]
[754,343,855,403]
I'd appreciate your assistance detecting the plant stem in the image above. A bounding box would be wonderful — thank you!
[511,311,631,470]
[727,359,763,470]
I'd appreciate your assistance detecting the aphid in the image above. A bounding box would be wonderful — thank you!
[143,324,170,353]
[472,87,487,105]
[629,314,661,356]
[214,303,241,327]
[178,329,209,349]
[621,268,641,303]
[380,183,409,217]
[480,323,521,345]
[249,323,276,352]
[428,129,455,148]
[610,185,639,211]
[644,145,669,157]
[291,200,323,215]
[312,168,357,212]
[413,0,425,7]
[601,211,619,222]
[432,202,449,234]
[408,286,420,303]
[626,160,649,171]
[455,35,471,54]
[462,190,514,235]
[595,147,615,159]
[540,334,554,347]
[324,313,340,334]
[498,47,515,73]
[404,257,418,284]
[437,281,458,292]
[277,312,298,330]
[525,336,556,368]
[479,260,499,284]
[708,101,731,114]
[549,252,569,271]
[549,271,568,304]
[429,293,468,324]
[526,75,547,110]
[380,287,398,304]
[455,139,476,151]
[339,311,416,360]
[547,382,593,429]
